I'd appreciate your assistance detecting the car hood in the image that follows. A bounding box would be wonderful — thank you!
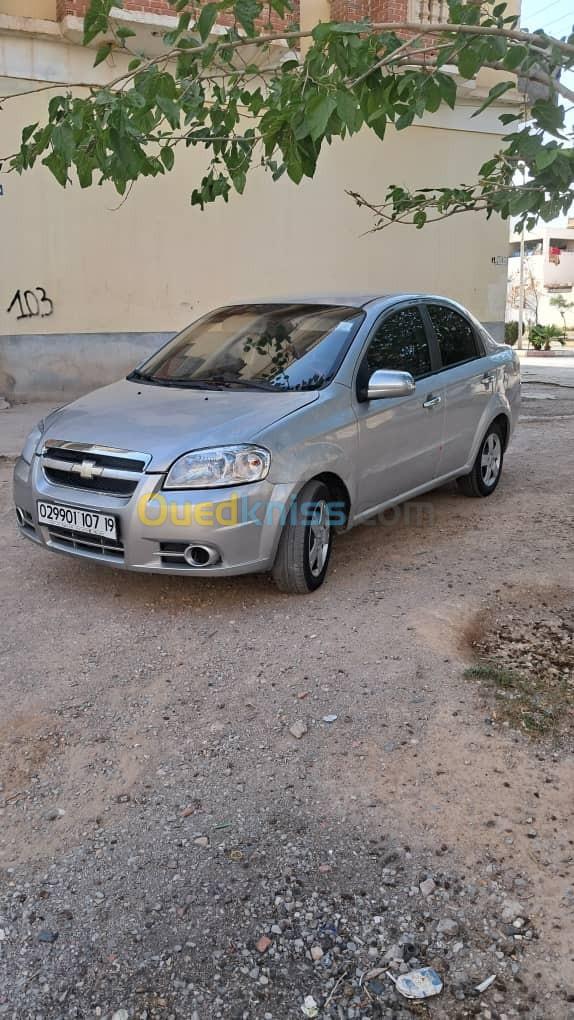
[43,379,319,471]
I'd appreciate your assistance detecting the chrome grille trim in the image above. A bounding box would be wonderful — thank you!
[42,457,142,482]
[41,442,151,496]
[46,524,125,561]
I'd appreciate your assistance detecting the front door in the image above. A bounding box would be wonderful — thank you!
[354,304,445,515]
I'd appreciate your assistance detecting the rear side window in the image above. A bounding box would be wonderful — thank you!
[366,306,432,378]
[427,305,479,368]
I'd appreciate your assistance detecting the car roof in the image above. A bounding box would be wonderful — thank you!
[238,294,463,310]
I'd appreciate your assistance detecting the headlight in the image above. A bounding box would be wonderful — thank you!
[21,421,45,464]
[164,445,271,489]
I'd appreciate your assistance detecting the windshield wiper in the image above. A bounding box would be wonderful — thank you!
[204,375,283,392]
[128,372,227,390]
[127,368,155,383]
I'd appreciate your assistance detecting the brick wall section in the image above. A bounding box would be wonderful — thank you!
[56,0,299,29]
[329,0,408,21]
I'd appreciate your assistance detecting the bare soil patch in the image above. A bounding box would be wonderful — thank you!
[464,585,574,742]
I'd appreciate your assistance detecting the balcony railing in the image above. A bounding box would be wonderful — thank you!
[409,0,476,24]
[409,0,451,23]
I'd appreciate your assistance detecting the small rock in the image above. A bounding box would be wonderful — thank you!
[37,929,58,944]
[322,714,338,723]
[420,878,436,897]
[437,918,459,936]
[256,935,272,954]
[112,1012,129,1020]
[501,900,525,923]
[289,720,308,740]
[310,945,323,961]
[193,836,210,848]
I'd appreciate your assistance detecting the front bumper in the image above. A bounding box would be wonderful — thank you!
[13,455,295,576]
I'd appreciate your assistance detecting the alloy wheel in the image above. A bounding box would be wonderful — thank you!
[480,432,502,487]
[308,500,331,577]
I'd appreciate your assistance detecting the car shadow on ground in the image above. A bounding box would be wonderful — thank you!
[24,479,472,613]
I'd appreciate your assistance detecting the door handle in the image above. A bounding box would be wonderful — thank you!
[423,395,441,409]
[482,372,493,388]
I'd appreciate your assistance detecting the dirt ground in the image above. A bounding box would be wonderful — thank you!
[0,384,573,1019]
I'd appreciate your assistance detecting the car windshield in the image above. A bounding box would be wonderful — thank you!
[131,303,365,392]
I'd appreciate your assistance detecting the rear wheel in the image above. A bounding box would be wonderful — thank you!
[457,423,504,498]
[271,480,333,594]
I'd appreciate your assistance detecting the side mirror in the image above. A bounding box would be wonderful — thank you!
[367,369,416,400]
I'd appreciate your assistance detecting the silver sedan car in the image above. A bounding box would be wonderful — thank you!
[14,295,520,593]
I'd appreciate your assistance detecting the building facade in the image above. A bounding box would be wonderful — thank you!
[1,0,518,399]
[507,221,574,329]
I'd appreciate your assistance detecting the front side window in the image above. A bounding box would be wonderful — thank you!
[130,303,364,392]
[427,305,478,368]
[366,306,432,378]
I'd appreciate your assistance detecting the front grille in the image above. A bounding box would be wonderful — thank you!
[46,524,124,561]
[41,443,150,497]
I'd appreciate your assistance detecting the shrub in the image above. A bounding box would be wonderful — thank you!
[529,323,566,351]
[504,321,519,345]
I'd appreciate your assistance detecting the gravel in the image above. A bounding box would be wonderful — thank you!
[1,407,574,1017]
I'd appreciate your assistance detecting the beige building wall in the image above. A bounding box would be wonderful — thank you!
[0,23,515,397]
[0,0,56,18]
[2,95,509,332]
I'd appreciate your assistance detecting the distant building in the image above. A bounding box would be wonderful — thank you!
[507,220,574,329]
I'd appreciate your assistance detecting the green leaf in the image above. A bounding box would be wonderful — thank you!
[304,94,337,141]
[128,57,142,71]
[457,46,481,80]
[21,122,39,144]
[231,169,246,193]
[160,145,175,170]
[116,26,136,40]
[535,147,559,170]
[76,156,94,188]
[395,110,414,131]
[42,151,68,187]
[197,3,218,42]
[531,98,564,136]
[94,42,113,67]
[336,91,360,131]
[436,73,457,110]
[157,94,181,128]
[312,22,332,43]
[502,44,527,70]
[52,122,75,162]
[509,189,538,214]
[424,81,441,114]
[471,80,514,117]
[234,0,261,35]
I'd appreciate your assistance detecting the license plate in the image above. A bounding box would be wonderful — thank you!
[37,501,117,540]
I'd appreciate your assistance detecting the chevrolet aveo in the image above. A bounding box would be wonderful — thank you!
[14,295,520,593]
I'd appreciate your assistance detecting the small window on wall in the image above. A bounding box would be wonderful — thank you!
[427,305,479,368]
[366,306,432,378]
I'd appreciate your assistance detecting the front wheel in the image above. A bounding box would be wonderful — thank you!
[271,480,333,594]
[457,423,504,498]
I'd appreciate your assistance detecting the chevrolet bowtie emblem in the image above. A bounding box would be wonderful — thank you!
[74,458,104,480]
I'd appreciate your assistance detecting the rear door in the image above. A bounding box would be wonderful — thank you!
[354,303,445,514]
[422,302,493,476]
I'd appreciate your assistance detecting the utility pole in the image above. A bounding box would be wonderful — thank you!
[517,210,525,351]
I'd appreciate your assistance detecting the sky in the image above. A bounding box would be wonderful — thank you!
[520,0,574,131]
[519,0,573,222]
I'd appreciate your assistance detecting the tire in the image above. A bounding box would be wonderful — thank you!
[271,480,334,594]
[457,422,504,498]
